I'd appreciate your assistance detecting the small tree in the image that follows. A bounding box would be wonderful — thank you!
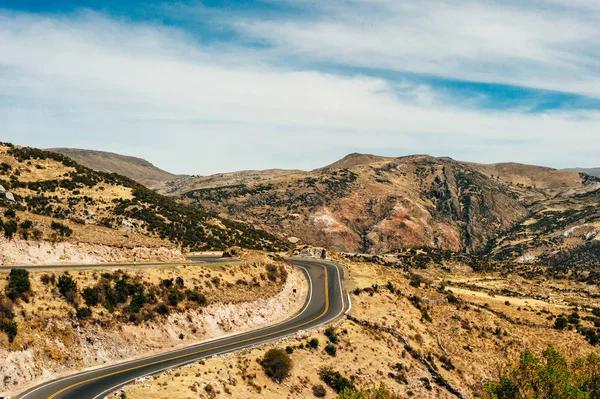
[554,316,568,330]
[7,268,31,300]
[260,348,292,382]
[325,344,337,357]
[3,220,17,239]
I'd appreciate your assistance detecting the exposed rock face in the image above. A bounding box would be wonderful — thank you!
[176,154,597,260]
[180,155,534,254]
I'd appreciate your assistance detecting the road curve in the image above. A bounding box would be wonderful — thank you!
[14,258,348,399]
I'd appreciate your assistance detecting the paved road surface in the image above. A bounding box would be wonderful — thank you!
[12,258,347,399]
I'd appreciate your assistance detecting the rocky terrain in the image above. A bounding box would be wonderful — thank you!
[174,153,600,264]
[0,254,305,395]
[0,143,286,266]
[50,148,178,188]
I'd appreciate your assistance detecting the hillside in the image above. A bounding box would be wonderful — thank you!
[176,154,599,262]
[0,143,285,265]
[49,148,178,187]
[116,253,600,398]
[156,168,303,196]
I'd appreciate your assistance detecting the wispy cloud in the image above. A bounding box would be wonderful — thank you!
[0,6,599,174]
[232,0,600,97]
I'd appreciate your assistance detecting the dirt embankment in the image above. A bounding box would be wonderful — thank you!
[0,236,185,266]
[1,259,307,396]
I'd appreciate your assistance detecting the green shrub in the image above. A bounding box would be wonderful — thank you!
[309,338,319,348]
[483,346,600,399]
[155,303,169,315]
[51,221,72,237]
[0,320,18,343]
[185,290,207,306]
[318,367,354,393]
[3,220,17,238]
[260,348,292,382]
[168,290,180,306]
[7,268,31,300]
[3,208,15,218]
[57,274,78,303]
[130,293,147,313]
[82,287,99,306]
[554,316,568,330]
[285,346,294,354]
[20,220,33,229]
[76,307,92,320]
[325,344,337,357]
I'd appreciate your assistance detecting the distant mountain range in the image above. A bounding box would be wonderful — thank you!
[44,147,600,265]
[564,167,600,178]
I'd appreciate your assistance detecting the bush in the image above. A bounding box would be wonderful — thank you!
[260,348,292,382]
[319,367,354,393]
[168,290,181,306]
[7,268,31,300]
[82,287,100,306]
[483,346,600,399]
[309,338,319,348]
[3,220,17,238]
[325,344,337,357]
[185,290,207,306]
[57,274,78,303]
[155,302,169,315]
[312,384,326,398]
[51,221,72,237]
[554,316,568,330]
[20,220,33,229]
[3,208,15,218]
[76,307,92,320]
[0,320,18,343]
[285,346,294,354]
[130,293,147,313]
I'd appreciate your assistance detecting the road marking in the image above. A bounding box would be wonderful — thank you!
[44,263,333,399]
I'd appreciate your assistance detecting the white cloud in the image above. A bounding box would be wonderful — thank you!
[234,0,600,97]
[0,10,599,174]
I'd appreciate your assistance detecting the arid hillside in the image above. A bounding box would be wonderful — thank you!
[116,252,600,398]
[156,168,303,196]
[0,143,286,265]
[0,254,305,395]
[175,153,599,262]
[49,148,178,187]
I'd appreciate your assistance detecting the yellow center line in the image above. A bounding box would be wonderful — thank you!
[47,265,330,399]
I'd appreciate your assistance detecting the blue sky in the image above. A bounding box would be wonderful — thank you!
[1,0,600,173]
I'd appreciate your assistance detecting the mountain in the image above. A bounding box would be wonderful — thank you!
[0,143,285,254]
[565,167,600,178]
[318,152,392,171]
[175,153,600,261]
[49,148,178,188]
[156,169,303,196]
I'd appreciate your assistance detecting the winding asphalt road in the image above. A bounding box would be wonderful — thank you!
[11,258,348,399]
